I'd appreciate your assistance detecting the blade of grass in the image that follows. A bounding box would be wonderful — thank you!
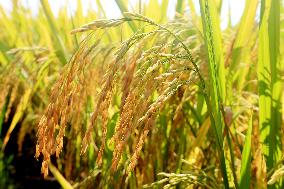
[40,0,67,64]
[200,0,226,101]
[191,117,210,149]
[216,0,222,14]
[96,0,107,18]
[199,0,229,188]
[145,0,160,21]
[48,163,73,189]
[227,0,258,97]
[2,88,32,151]
[160,0,169,22]
[239,112,252,188]
[258,0,282,176]
[115,0,137,32]
[188,0,201,31]
[176,0,184,15]
[228,0,258,72]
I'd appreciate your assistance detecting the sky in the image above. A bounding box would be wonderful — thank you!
[0,0,247,29]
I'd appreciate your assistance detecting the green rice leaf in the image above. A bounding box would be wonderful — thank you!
[258,0,282,172]
[199,0,229,188]
[40,0,67,64]
[239,113,252,188]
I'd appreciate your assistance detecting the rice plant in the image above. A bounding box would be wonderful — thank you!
[0,0,283,188]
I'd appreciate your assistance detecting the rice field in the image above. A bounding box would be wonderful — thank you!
[0,0,283,188]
